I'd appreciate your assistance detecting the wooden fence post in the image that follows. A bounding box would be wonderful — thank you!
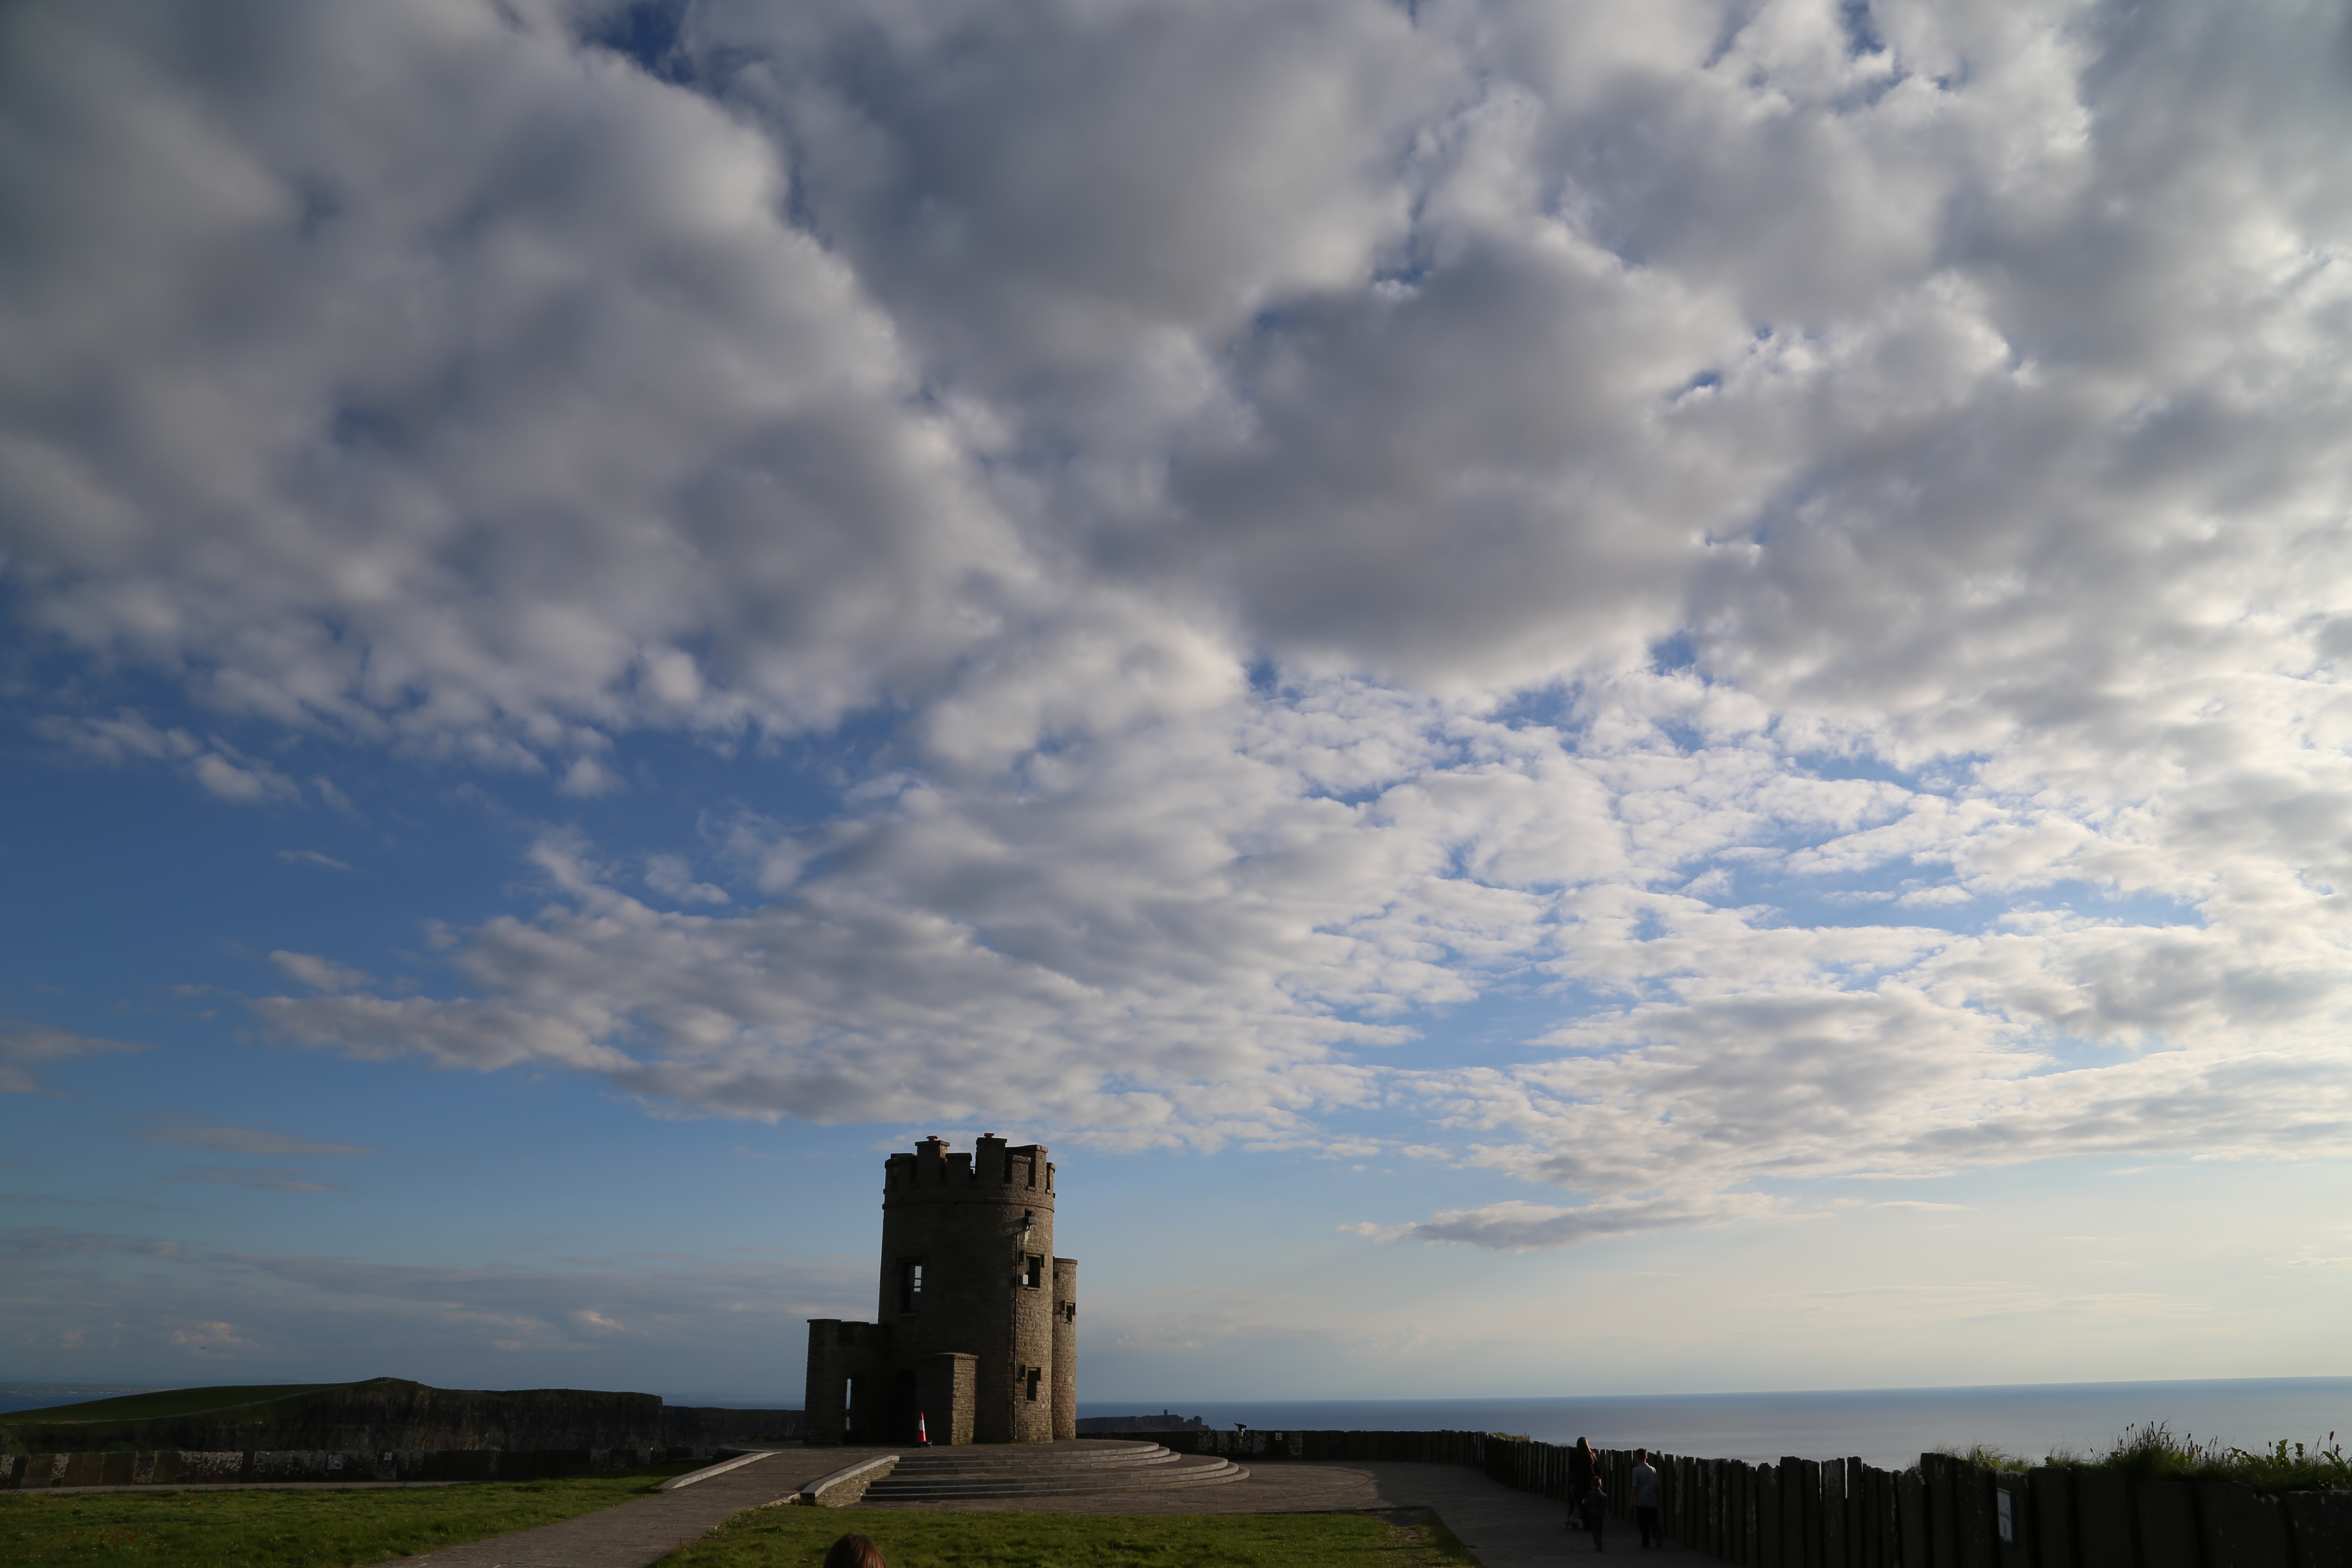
[1848,1459,1867,1568]
[2197,1481,2292,1568]
[2028,1468,2075,1568]
[1925,1455,1961,1568]
[1803,1459,1825,1568]
[1824,1459,1848,1568]
[1900,1466,1930,1568]
[1750,1457,1768,1568]
[1991,1470,2033,1568]
[1955,1459,1997,1568]
[2071,1467,2136,1568]
[2135,1481,2198,1568]
[2279,1492,2352,1568]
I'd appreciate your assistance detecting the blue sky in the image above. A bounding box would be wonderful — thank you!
[3,0,2350,1404]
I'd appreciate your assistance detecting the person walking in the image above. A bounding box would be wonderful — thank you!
[1566,1436,1597,1533]
[1631,1449,1661,1550]
[1579,1473,1610,1551]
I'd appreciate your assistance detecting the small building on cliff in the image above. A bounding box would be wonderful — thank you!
[804,1134,1075,1445]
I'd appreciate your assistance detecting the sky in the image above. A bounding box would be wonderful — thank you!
[3,0,2350,1406]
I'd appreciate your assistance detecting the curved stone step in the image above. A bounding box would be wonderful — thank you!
[871,1459,1233,1490]
[897,1448,1177,1461]
[889,1449,1184,1476]
[864,1456,1250,1501]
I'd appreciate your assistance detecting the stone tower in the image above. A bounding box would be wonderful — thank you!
[803,1134,1077,1444]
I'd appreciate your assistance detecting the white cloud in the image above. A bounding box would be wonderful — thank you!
[643,853,729,906]
[1352,1193,1778,1252]
[39,711,303,804]
[269,951,377,994]
[10,0,2352,1248]
[0,1023,146,1094]
[2,0,1030,756]
[140,1121,375,1157]
[161,1167,341,1194]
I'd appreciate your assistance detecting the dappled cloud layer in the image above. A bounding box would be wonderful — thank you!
[7,0,2352,1243]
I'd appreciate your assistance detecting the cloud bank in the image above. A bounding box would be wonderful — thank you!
[8,0,2352,1243]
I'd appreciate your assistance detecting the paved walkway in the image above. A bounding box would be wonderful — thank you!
[375,1449,1725,1568]
[380,1448,894,1568]
[9,1479,468,1495]
[870,1458,1722,1568]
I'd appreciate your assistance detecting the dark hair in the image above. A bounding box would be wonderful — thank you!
[824,1534,887,1568]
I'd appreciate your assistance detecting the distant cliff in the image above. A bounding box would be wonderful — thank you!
[1075,1411,1209,1434]
[0,1378,800,1455]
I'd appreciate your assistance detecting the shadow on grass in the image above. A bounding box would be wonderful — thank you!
[655,1504,1484,1568]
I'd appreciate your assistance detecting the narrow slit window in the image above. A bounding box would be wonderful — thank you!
[1023,1254,1044,1289]
[1025,1366,1041,1402]
[900,1260,924,1313]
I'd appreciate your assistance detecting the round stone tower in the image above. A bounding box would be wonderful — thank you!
[804,1134,1077,1445]
[874,1133,1064,1444]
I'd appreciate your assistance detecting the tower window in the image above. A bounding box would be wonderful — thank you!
[1026,1366,1042,1402]
[900,1260,924,1313]
[1023,1254,1044,1289]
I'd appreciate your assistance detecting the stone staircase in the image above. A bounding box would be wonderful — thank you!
[859,1439,1249,1502]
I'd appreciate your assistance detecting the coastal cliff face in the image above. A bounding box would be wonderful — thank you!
[0,1378,801,1455]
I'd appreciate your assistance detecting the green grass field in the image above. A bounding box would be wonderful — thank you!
[0,1464,689,1567]
[655,1507,1481,1568]
[1,1383,362,1426]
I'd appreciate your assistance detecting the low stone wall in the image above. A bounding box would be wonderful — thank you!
[798,1455,898,1507]
[1160,1427,1483,1464]
[658,1407,802,1446]
[1075,1415,1208,1435]
[0,1445,737,1490]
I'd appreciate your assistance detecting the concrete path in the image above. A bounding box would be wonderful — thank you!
[377,1449,1723,1568]
[865,1458,1723,1568]
[9,1479,468,1496]
[380,1447,895,1568]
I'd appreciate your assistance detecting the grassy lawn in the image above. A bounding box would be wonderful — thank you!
[0,1464,689,1567]
[657,1507,1482,1568]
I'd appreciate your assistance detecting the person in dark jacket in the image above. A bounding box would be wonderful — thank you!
[1567,1436,1597,1530]
[1579,1473,1609,1550]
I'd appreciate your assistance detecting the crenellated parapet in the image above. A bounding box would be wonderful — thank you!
[882,1135,1056,1195]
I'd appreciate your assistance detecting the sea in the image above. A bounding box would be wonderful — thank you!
[6,1377,2343,1468]
[1079,1378,2352,1470]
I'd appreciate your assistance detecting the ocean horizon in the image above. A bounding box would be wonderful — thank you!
[1080,1377,2352,1470]
[7,1375,2344,1469]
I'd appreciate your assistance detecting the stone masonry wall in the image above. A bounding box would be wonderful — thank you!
[1050,1257,1077,1442]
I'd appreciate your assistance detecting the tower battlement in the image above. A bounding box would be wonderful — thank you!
[805,1135,1076,1444]
[883,1133,1055,1195]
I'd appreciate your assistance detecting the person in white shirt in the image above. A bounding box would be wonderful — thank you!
[1631,1449,1661,1550]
